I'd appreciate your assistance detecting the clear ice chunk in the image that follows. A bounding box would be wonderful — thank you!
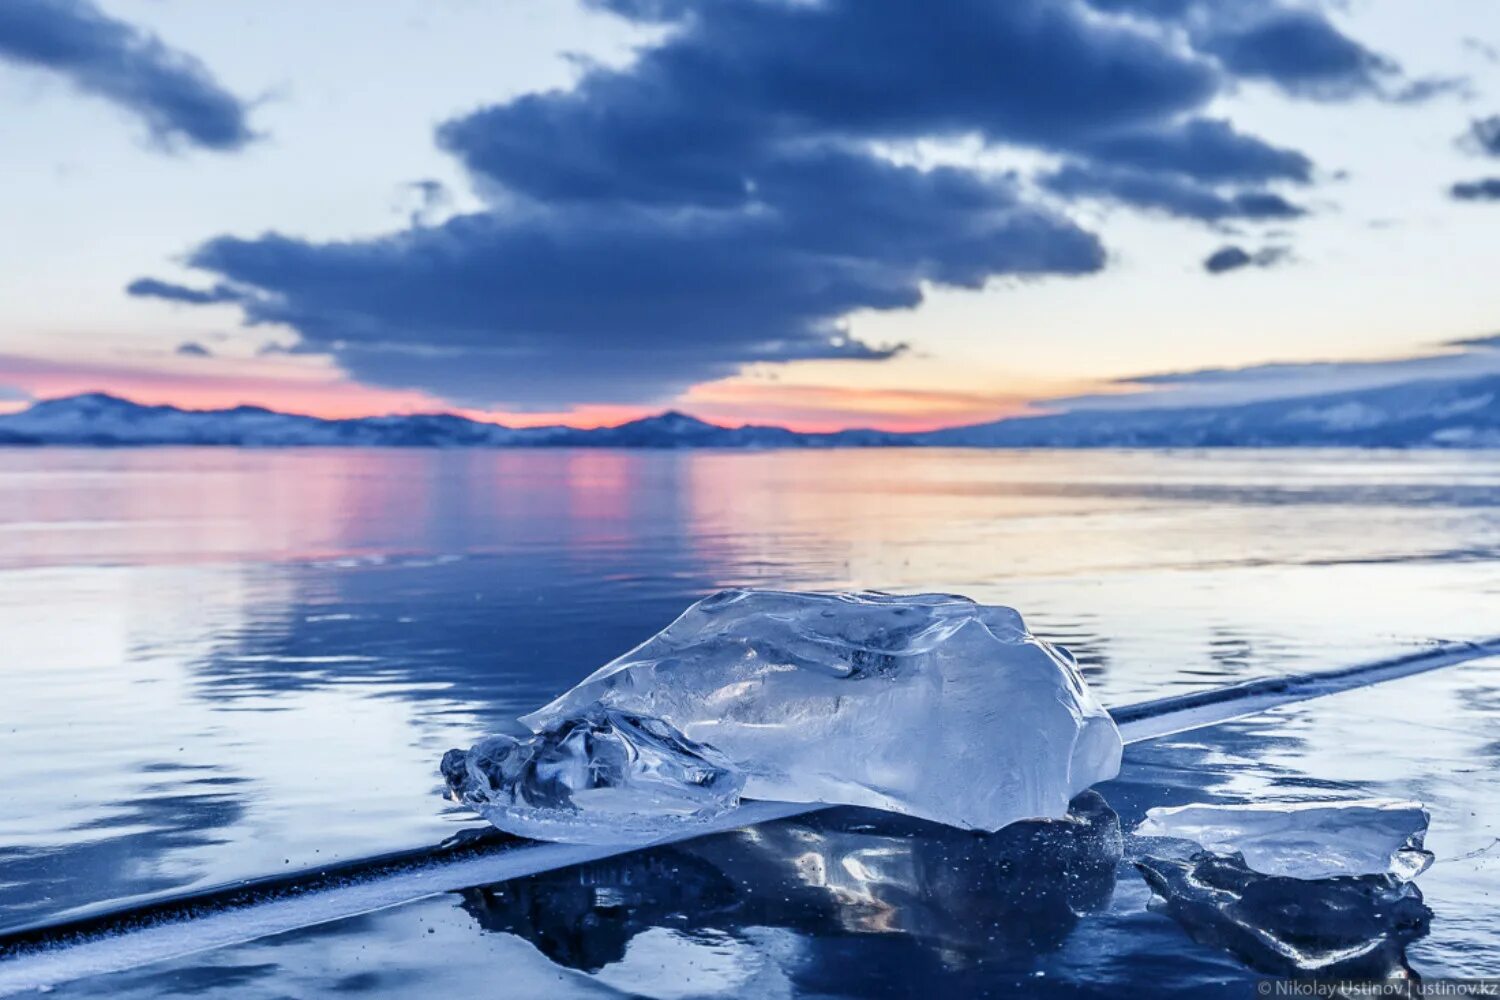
[441,708,745,844]
[444,590,1123,842]
[1133,800,1433,881]
[1134,852,1432,978]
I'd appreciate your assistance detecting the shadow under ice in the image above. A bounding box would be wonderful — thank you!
[461,793,1122,980]
[458,788,1435,990]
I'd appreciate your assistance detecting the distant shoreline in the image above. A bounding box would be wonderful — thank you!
[2,441,1496,453]
[2,376,1498,450]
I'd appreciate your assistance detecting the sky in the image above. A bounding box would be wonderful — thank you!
[0,0,1497,432]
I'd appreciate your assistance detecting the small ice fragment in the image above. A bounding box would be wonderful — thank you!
[1133,800,1432,881]
[441,708,744,844]
[446,590,1122,842]
[1135,852,1432,978]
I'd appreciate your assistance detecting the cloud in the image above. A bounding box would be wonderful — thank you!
[1077,118,1312,184]
[1450,178,1500,201]
[1203,246,1252,273]
[1048,335,1500,411]
[398,179,450,228]
[1462,115,1500,156]
[1195,9,1394,99]
[127,277,244,305]
[180,154,1092,406]
[1194,244,1254,271]
[1388,76,1469,104]
[1465,39,1500,65]
[130,0,1388,408]
[1042,164,1305,221]
[1203,244,1290,274]
[1446,333,1500,349]
[174,341,211,357]
[0,0,254,150]
[1083,0,1199,19]
[1087,0,1431,101]
[1447,118,1500,199]
[440,0,1219,194]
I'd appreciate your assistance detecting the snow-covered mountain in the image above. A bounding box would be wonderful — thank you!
[920,374,1500,448]
[2,376,1497,449]
[0,393,520,446]
[0,394,902,448]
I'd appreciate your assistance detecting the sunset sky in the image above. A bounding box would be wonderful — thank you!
[1,0,1498,432]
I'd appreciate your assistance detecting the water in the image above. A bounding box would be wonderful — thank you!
[0,448,1496,950]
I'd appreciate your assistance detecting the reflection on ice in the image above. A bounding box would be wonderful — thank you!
[1135,852,1433,979]
[8,449,1500,936]
[456,785,1438,985]
[459,791,1123,976]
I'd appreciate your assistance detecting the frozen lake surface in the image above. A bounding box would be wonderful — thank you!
[1,447,1497,993]
[18,655,1500,998]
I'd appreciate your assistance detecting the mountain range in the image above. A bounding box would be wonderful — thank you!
[0,374,1497,449]
[0,393,907,448]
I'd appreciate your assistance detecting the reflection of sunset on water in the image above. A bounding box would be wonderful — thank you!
[1,447,1497,941]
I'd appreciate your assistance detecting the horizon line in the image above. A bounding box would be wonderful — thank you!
[5,389,929,435]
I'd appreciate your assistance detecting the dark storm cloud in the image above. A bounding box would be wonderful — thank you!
[439,0,1219,201]
[1450,178,1500,201]
[130,0,1371,408]
[184,153,1100,407]
[1196,9,1392,98]
[1202,244,1289,274]
[1083,0,1198,18]
[0,0,254,150]
[1088,0,1444,101]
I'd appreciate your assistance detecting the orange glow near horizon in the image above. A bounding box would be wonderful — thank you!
[457,404,655,429]
[0,352,657,428]
[0,351,1115,432]
[0,354,445,419]
[679,380,1041,432]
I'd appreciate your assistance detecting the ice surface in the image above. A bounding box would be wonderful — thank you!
[1135,852,1432,978]
[445,590,1122,842]
[441,709,745,844]
[1133,800,1432,881]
